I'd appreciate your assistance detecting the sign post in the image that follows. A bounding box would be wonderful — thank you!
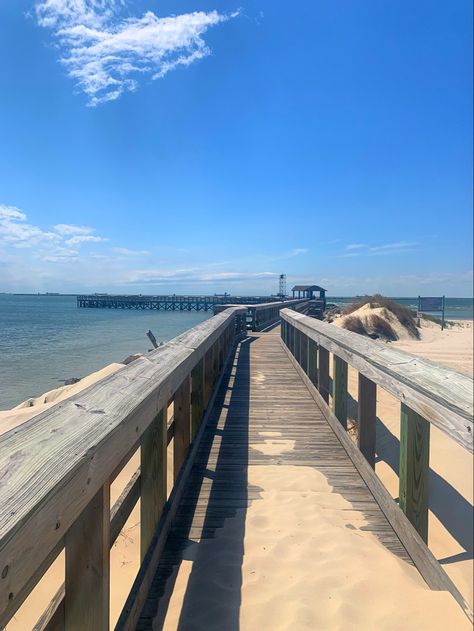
[417,296,446,330]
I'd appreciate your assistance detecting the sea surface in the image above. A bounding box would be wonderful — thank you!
[0,295,209,410]
[0,294,472,410]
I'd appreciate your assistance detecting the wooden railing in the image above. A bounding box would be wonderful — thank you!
[281,309,473,538]
[281,309,473,621]
[214,299,309,331]
[0,307,247,630]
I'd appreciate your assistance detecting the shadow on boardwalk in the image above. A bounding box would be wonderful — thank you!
[141,336,258,630]
[347,392,473,564]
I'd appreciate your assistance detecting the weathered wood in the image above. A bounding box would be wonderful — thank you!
[191,358,204,439]
[318,346,330,404]
[173,376,191,481]
[65,484,110,630]
[333,355,348,429]
[141,409,167,561]
[35,469,141,631]
[146,330,158,349]
[300,332,308,373]
[0,307,246,626]
[281,309,473,452]
[358,374,377,468]
[282,341,473,623]
[307,338,318,386]
[116,338,237,630]
[203,347,213,408]
[399,404,430,543]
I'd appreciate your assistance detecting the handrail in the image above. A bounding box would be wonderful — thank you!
[281,309,473,451]
[0,306,247,629]
[280,308,473,549]
[214,299,309,331]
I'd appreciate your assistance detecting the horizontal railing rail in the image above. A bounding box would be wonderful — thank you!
[214,299,309,331]
[281,308,473,538]
[0,307,247,630]
[280,308,473,622]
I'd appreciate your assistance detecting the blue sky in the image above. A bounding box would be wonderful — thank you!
[0,0,472,296]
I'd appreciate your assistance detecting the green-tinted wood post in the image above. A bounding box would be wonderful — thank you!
[140,408,167,561]
[358,374,377,468]
[399,403,430,542]
[300,333,308,373]
[173,375,191,481]
[203,348,213,409]
[308,338,318,386]
[295,329,301,363]
[212,341,219,386]
[191,358,205,438]
[333,356,348,429]
[318,346,330,404]
[65,484,110,630]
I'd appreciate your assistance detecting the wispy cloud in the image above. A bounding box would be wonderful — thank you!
[65,234,108,245]
[0,203,108,257]
[34,1,239,105]
[125,269,278,285]
[0,204,60,248]
[54,223,95,235]
[339,241,419,258]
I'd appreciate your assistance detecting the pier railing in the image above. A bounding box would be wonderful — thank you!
[281,309,473,535]
[0,307,247,630]
[214,299,309,331]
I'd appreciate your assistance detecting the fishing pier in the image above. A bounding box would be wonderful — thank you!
[76,294,283,312]
[0,300,472,629]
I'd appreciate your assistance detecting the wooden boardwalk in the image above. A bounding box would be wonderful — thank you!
[137,328,412,629]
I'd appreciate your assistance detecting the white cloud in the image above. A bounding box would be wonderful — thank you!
[112,246,149,256]
[54,223,95,235]
[125,268,277,285]
[65,234,108,244]
[0,204,60,248]
[346,243,367,250]
[34,1,239,105]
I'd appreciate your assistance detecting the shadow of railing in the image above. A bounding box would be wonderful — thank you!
[346,391,473,562]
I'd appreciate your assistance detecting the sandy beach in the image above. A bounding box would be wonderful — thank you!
[2,319,473,629]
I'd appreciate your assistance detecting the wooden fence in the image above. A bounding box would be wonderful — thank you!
[214,299,309,331]
[0,307,247,630]
[281,309,473,542]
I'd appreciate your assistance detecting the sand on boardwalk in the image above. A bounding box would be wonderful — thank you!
[2,320,473,629]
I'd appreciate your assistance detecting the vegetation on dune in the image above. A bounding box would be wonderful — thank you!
[343,294,420,339]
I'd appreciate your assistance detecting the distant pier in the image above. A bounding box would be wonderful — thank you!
[76,294,283,312]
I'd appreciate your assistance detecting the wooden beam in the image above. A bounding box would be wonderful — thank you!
[65,484,110,631]
[191,358,204,439]
[307,338,318,386]
[399,404,430,543]
[300,332,308,373]
[358,374,377,468]
[333,356,348,429]
[173,375,191,481]
[140,409,167,561]
[318,346,330,404]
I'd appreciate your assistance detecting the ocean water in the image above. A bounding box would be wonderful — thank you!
[327,297,474,320]
[0,295,209,410]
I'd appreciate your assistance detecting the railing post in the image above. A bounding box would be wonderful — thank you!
[140,408,167,561]
[295,329,301,364]
[300,332,308,373]
[191,357,205,438]
[399,403,430,542]
[65,484,110,630]
[204,347,213,408]
[174,375,191,481]
[318,346,330,404]
[358,374,376,468]
[308,338,318,386]
[332,355,348,429]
